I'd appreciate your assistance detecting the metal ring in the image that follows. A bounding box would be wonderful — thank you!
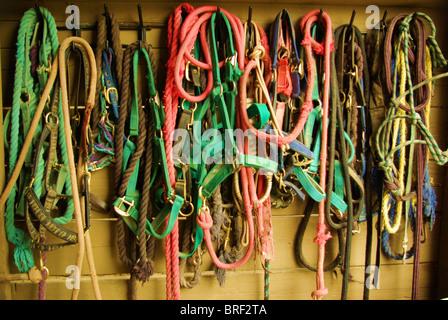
[45,112,59,125]
[39,266,49,281]
[179,201,194,217]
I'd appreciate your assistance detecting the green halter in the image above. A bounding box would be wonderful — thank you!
[113,46,185,240]
[4,6,67,272]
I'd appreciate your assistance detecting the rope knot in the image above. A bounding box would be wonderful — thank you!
[410,112,421,125]
[313,225,332,246]
[132,258,154,284]
[378,158,394,173]
[383,176,416,202]
[301,34,312,47]
[441,150,448,161]
[248,45,266,61]
[399,20,410,33]
[313,42,325,55]
[302,101,314,114]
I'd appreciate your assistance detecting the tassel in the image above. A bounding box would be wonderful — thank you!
[13,231,35,273]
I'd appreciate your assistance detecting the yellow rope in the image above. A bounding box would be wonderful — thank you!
[382,43,433,256]
[381,44,409,234]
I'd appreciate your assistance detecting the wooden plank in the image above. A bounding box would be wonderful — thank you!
[20,199,441,274]
[8,262,439,300]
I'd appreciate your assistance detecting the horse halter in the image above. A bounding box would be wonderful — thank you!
[89,8,123,174]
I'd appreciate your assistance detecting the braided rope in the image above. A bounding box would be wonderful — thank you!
[114,41,155,299]
[162,3,195,300]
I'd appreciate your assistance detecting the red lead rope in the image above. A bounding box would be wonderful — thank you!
[162,2,195,300]
[300,9,334,300]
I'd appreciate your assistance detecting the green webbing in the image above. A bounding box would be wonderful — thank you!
[129,50,141,137]
[247,103,271,129]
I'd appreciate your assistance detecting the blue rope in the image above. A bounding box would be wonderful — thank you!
[423,163,437,230]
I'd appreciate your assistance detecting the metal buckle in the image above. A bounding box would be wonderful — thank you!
[149,91,161,107]
[225,53,237,67]
[104,86,119,105]
[114,197,135,217]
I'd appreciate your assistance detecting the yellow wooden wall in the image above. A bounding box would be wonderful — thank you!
[1,0,448,300]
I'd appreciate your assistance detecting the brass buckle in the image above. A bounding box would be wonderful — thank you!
[114,197,135,217]
[104,86,119,105]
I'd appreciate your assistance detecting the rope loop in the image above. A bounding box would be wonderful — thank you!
[196,206,213,230]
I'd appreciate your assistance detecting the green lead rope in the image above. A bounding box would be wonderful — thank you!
[4,6,61,273]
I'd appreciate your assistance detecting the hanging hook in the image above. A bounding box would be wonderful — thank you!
[382,10,389,23]
[104,4,111,49]
[104,4,111,29]
[248,6,252,25]
[348,10,356,29]
[34,4,43,23]
[34,4,44,46]
[138,4,145,41]
[318,9,324,25]
[137,4,145,49]
[70,3,81,37]
[380,10,389,28]
[247,6,253,42]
